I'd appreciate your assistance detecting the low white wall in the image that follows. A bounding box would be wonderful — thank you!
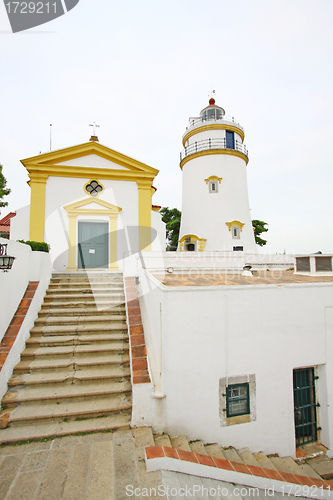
[132,252,295,274]
[10,205,30,241]
[0,239,52,403]
[138,269,333,457]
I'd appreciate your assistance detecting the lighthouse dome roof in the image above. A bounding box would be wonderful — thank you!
[200,98,225,121]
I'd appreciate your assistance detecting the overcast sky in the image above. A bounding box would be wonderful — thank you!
[0,0,332,254]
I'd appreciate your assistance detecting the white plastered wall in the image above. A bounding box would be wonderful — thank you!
[10,205,30,242]
[0,239,52,402]
[180,155,257,253]
[44,176,140,271]
[138,269,333,457]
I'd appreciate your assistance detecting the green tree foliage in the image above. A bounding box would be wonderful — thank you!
[160,207,181,251]
[0,164,11,214]
[252,219,268,246]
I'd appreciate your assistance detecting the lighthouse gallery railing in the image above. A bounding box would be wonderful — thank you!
[180,138,248,162]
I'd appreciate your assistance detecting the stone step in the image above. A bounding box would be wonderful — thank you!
[306,455,333,480]
[170,436,191,451]
[189,440,208,455]
[21,343,129,362]
[51,273,123,281]
[269,456,300,474]
[0,271,132,445]
[41,299,126,309]
[49,281,124,289]
[150,431,331,481]
[38,306,126,317]
[14,353,130,374]
[237,447,261,467]
[0,413,130,445]
[8,365,131,387]
[46,287,124,296]
[222,446,244,463]
[297,462,323,479]
[154,434,172,447]
[34,314,127,326]
[7,393,131,427]
[26,333,129,348]
[204,443,226,459]
[2,379,132,408]
[253,452,278,470]
[43,293,125,302]
[30,323,128,336]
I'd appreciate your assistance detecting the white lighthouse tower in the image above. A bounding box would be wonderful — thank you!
[178,98,257,253]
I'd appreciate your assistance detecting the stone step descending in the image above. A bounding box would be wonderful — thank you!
[30,322,128,336]
[222,446,244,463]
[48,280,124,288]
[34,314,126,326]
[189,440,208,455]
[42,301,126,311]
[2,379,132,408]
[38,305,126,317]
[0,414,130,445]
[43,293,125,302]
[26,333,129,347]
[170,435,191,451]
[20,342,129,362]
[154,434,172,447]
[8,365,131,387]
[205,443,226,459]
[0,272,132,444]
[8,393,131,426]
[152,432,332,481]
[14,352,130,374]
[237,447,261,467]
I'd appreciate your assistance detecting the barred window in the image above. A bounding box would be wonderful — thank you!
[227,383,250,417]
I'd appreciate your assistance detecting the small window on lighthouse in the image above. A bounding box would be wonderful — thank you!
[232,227,240,239]
[209,180,218,193]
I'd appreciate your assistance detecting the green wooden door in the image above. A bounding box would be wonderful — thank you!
[78,222,108,269]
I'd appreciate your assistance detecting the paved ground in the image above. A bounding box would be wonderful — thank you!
[0,429,165,500]
[154,270,333,287]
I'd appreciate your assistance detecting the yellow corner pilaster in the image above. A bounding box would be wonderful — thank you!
[67,214,77,271]
[137,181,152,252]
[29,174,48,242]
[109,215,119,270]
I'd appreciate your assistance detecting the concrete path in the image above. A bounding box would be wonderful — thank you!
[0,428,165,500]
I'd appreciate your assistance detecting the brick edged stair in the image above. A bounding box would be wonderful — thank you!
[0,272,132,444]
[153,433,333,481]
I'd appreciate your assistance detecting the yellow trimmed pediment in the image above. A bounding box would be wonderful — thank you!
[226,220,245,232]
[179,234,207,243]
[21,141,159,183]
[205,175,222,184]
[64,197,122,216]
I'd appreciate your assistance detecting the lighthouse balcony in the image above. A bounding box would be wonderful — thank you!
[180,137,248,162]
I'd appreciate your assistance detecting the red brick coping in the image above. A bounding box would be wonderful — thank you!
[145,445,333,491]
[0,282,39,372]
[124,277,151,385]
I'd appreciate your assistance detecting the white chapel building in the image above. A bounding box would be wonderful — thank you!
[11,136,166,272]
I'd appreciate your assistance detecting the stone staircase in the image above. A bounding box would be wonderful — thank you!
[153,434,333,480]
[0,272,132,444]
